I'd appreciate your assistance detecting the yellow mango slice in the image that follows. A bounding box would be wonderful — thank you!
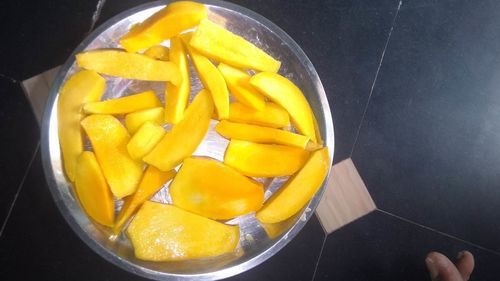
[165,36,190,124]
[127,122,166,161]
[229,102,290,128]
[84,90,161,115]
[143,89,214,171]
[81,115,143,199]
[256,148,329,224]
[143,45,169,60]
[113,166,175,234]
[218,63,265,111]
[120,1,207,53]
[125,107,164,135]
[75,151,114,227]
[250,72,317,143]
[57,70,106,181]
[190,19,281,73]
[76,50,182,84]
[216,120,309,149]
[127,201,240,261]
[224,140,310,177]
[183,35,229,120]
[170,157,264,220]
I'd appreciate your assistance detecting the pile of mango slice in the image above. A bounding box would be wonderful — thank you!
[58,1,329,262]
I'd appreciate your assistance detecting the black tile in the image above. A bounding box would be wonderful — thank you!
[352,0,500,251]
[315,211,500,281]
[0,1,98,80]
[0,79,39,229]
[229,215,325,281]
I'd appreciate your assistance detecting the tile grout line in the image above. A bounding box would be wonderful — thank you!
[0,142,40,238]
[349,0,403,157]
[310,235,328,281]
[87,0,107,33]
[376,208,500,257]
[0,73,19,83]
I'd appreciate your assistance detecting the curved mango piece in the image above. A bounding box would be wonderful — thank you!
[57,70,106,181]
[120,1,207,53]
[125,107,164,135]
[84,90,161,115]
[143,45,169,60]
[215,120,309,149]
[127,122,166,161]
[143,89,214,171]
[256,148,329,224]
[165,36,190,124]
[183,35,229,120]
[81,115,143,199]
[75,151,114,227]
[113,166,175,234]
[170,157,264,220]
[190,19,281,73]
[218,63,265,111]
[250,72,316,143]
[224,140,310,177]
[76,50,182,84]
[229,102,290,128]
[127,201,240,261]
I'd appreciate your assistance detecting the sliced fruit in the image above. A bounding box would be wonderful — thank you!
[76,50,182,84]
[229,102,290,128]
[143,90,214,171]
[113,166,175,234]
[182,35,229,120]
[250,72,316,142]
[127,201,240,261]
[125,107,164,135]
[127,122,166,161]
[57,70,106,181]
[84,90,161,115]
[81,115,143,199]
[256,147,329,224]
[75,151,114,227]
[143,45,169,60]
[217,63,265,111]
[190,19,281,73]
[120,1,207,53]
[164,36,190,124]
[215,120,309,149]
[224,140,310,177]
[170,157,264,220]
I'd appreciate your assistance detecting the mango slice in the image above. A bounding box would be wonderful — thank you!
[216,120,309,149]
[224,140,310,177]
[256,148,329,224]
[113,166,175,234]
[125,107,164,135]
[127,201,240,261]
[81,115,143,199]
[229,102,290,128]
[143,89,214,171]
[120,1,207,53]
[170,157,264,220]
[190,19,281,73]
[57,70,106,181]
[165,36,190,124]
[143,45,169,60]
[250,72,317,142]
[183,35,229,120]
[127,122,166,161]
[84,90,161,115]
[218,63,265,111]
[75,151,114,227]
[76,50,182,84]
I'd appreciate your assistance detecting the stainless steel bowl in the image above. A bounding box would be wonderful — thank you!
[41,1,334,280]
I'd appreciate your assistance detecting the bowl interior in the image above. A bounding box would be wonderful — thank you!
[42,1,334,280]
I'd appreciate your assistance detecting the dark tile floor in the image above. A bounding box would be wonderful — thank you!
[2,0,500,280]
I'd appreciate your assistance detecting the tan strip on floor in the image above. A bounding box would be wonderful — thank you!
[21,66,61,123]
[316,158,376,234]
